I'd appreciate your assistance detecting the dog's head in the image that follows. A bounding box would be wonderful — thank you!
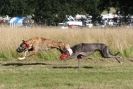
[59,47,73,60]
[16,40,31,53]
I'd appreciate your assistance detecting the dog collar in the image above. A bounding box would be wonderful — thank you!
[24,42,30,48]
[67,48,73,56]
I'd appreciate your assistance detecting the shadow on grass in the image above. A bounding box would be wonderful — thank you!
[1,61,93,69]
[128,59,133,62]
[1,62,93,69]
[2,62,52,66]
[52,66,93,69]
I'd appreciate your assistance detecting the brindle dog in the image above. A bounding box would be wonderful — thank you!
[16,37,73,60]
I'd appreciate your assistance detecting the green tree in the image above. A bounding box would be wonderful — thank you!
[0,0,36,16]
[0,0,11,16]
[1,0,132,25]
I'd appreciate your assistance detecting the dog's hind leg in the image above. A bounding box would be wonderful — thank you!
[114,57,121,63]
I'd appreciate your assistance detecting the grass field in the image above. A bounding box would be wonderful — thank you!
[0,26,133,89]
[0,59,133,89]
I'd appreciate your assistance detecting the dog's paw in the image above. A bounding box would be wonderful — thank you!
[120,61,123,65]
[18,57,26,60]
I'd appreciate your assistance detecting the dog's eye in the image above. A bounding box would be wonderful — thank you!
[20,43,26,48]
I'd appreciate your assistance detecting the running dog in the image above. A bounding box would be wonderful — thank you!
[16,37,73,60]
[60,43,122,63]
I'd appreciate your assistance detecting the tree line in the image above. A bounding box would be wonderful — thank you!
[0,0,132,25]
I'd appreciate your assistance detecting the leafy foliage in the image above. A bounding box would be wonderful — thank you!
[0,0,132,24]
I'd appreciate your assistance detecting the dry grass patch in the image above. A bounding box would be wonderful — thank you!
[0,26,133,60]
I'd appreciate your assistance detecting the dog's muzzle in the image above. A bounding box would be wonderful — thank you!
[16,47,26,53]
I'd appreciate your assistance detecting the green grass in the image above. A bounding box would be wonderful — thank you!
[0,60,133,89]
[0,26,133,89]
[0,48,131,61]
[37,50,60,61]
[121,46,133,58]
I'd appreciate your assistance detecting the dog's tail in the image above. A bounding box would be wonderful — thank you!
[100,46,121,63]
[102,46,120,58]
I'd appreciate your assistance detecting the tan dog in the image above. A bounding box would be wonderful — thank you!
[16,37,73,60]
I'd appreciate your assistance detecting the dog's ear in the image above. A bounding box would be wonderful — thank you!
[22,40,28,44]
[22,40,25,43]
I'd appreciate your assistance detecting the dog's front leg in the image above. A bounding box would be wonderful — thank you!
[18,50,28,60]
[26,47,40,57]
[26,51,38,57]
